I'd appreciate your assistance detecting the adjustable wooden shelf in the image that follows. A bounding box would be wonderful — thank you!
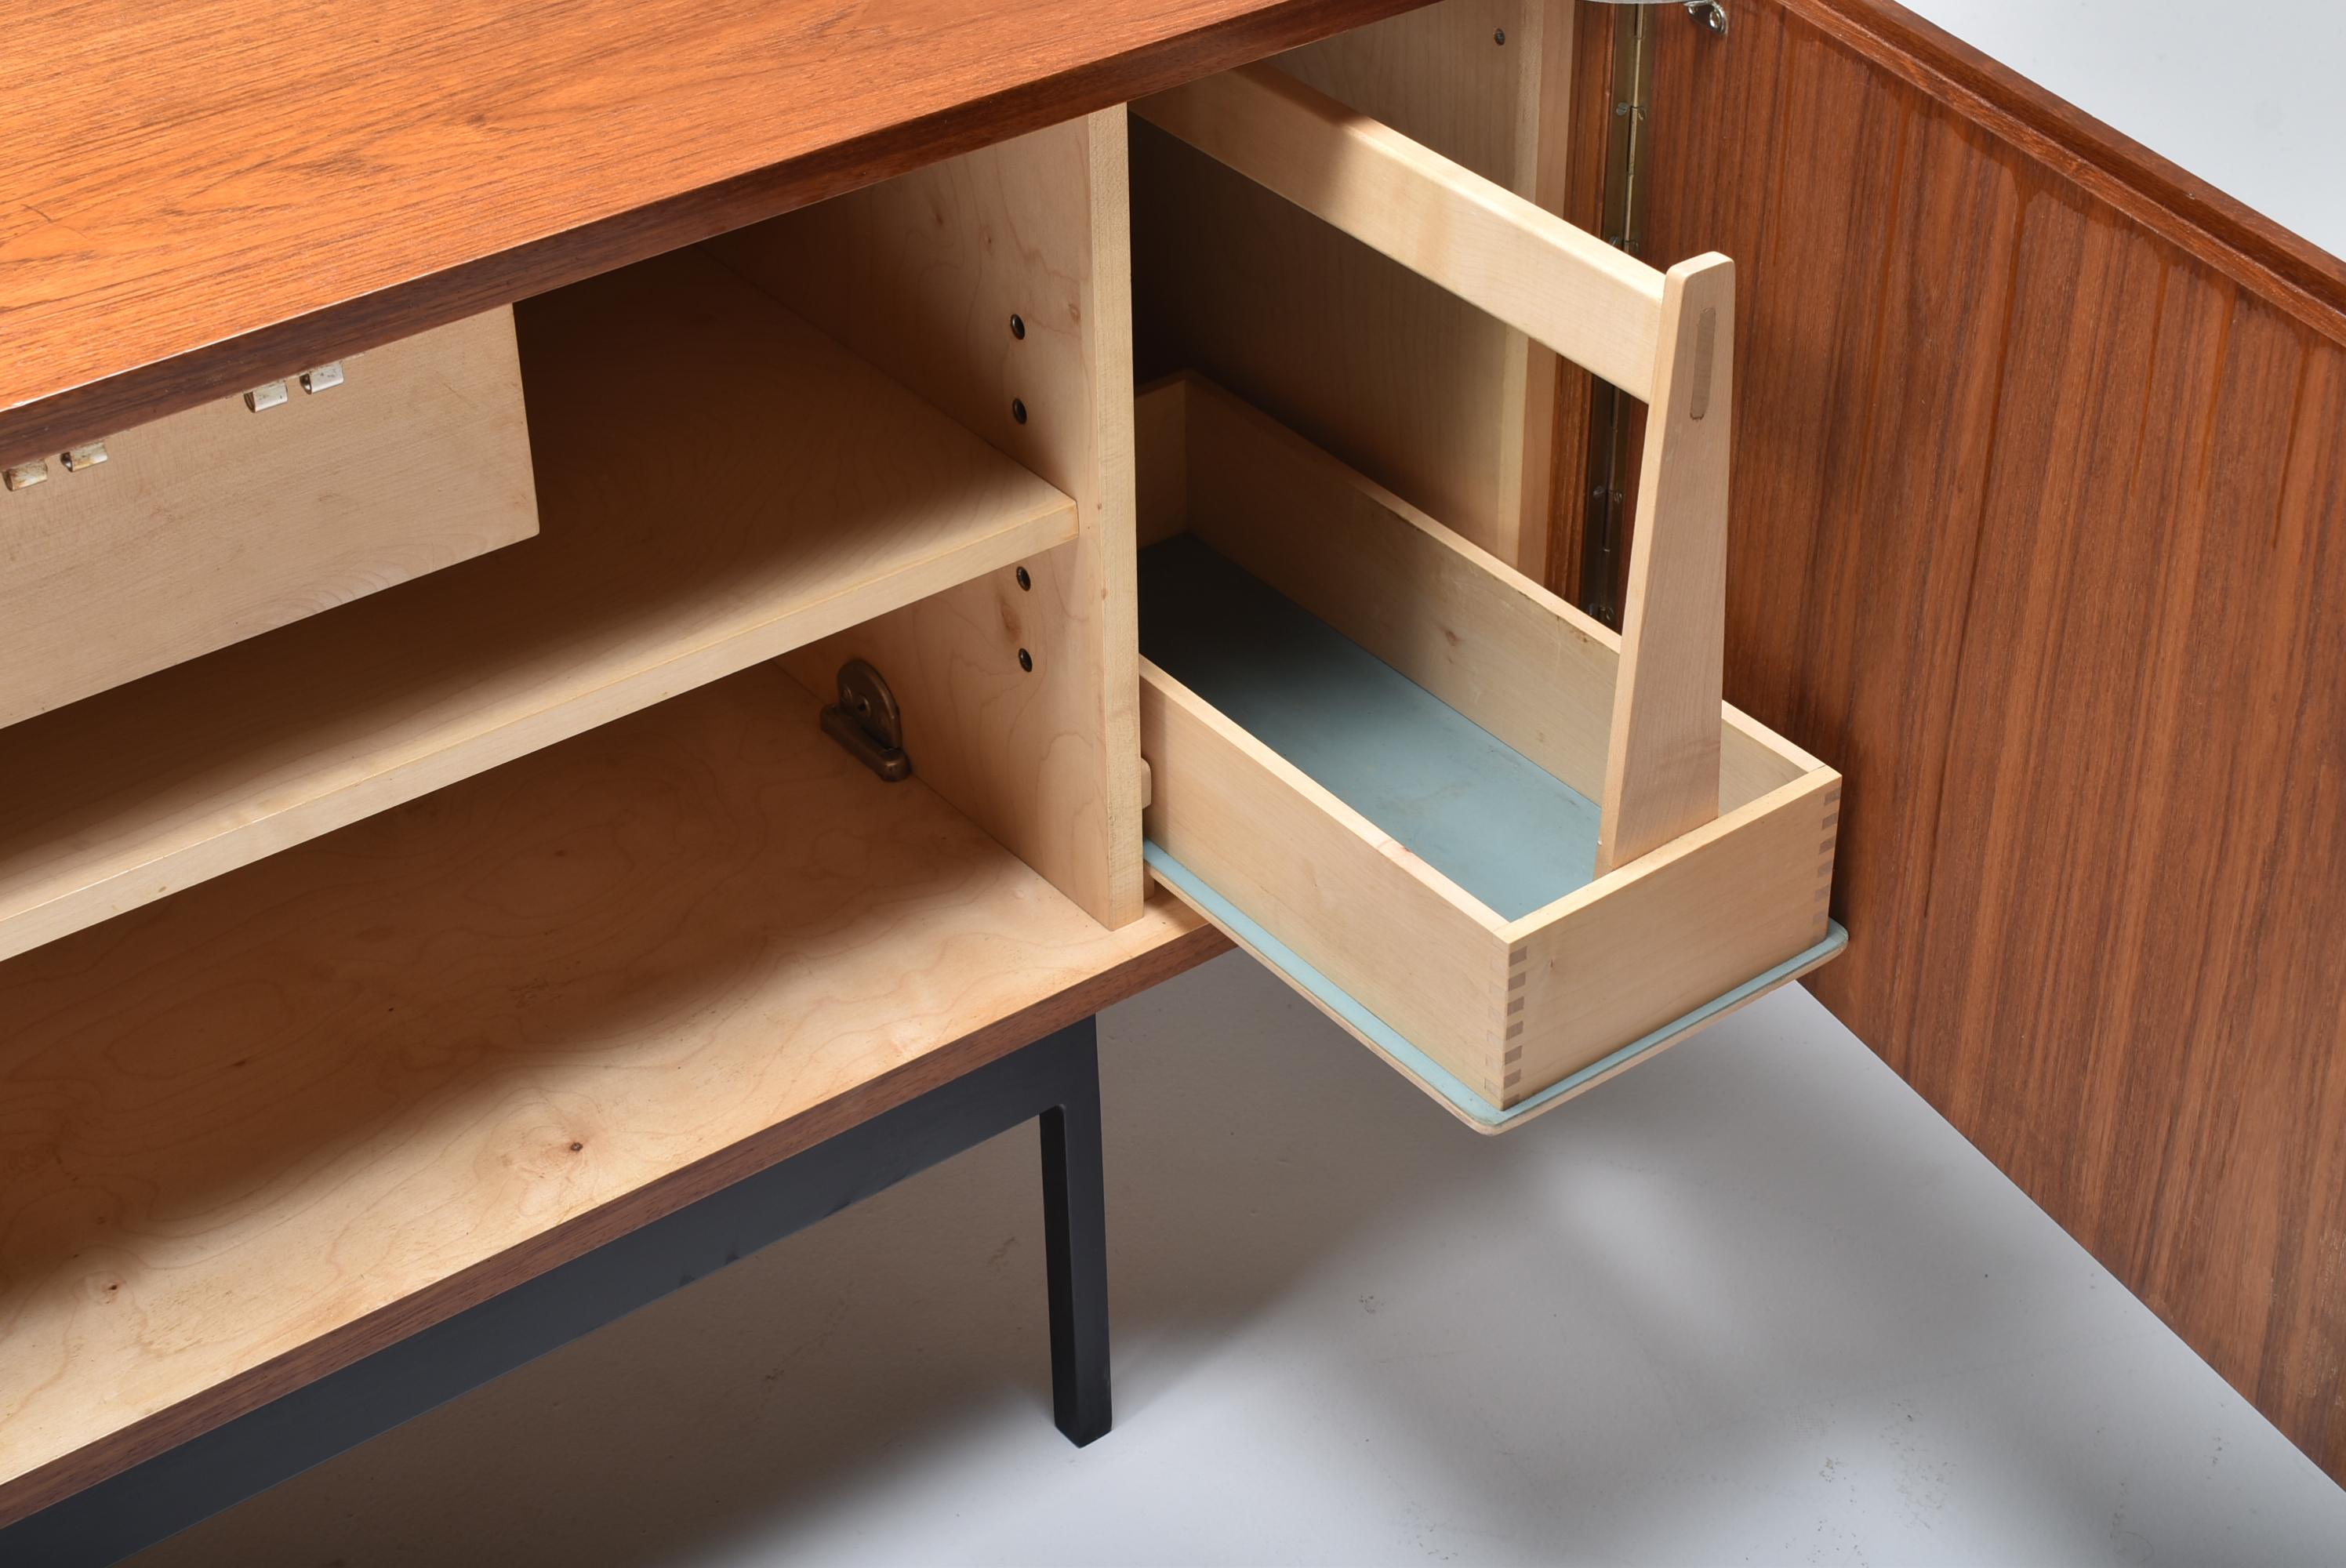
[0,4,1846,1551]
[0,250,1080,962]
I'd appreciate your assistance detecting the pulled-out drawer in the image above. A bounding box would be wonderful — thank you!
[1136,375,1843,1130]
[0,309,538,728]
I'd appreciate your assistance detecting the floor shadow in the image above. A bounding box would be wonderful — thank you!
[125,950,1501,1567]
[127,952,2343,1567]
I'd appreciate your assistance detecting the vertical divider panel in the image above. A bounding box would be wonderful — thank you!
[710,109,1144,929]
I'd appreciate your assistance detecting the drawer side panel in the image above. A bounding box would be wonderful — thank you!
[1141,659,1509,1098]
[1507,768,1841,1102]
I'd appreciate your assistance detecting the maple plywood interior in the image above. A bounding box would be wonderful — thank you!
[0,665,1204,1526]
[708,108,1147,932]
[0,130,1159,1521]
[0,234,1084,968]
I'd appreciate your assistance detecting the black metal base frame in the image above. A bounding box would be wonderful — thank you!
[5,1015,1113,1566]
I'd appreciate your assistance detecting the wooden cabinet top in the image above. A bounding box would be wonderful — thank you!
[0,0,1412,463]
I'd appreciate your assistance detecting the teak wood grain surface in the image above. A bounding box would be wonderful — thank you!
[0,0,1421,465]
[1585,0,2346,1479]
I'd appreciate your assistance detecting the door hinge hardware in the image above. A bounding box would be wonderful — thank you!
[244,380,289,412]
[2,459,50,492]
[820,658,911,782]
[1580,0,1661,628]
[60,440,109,473]
[300,361,346,394]
[1686,2,1728,38]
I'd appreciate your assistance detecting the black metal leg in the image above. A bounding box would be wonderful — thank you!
[1040,1017,1113,1446]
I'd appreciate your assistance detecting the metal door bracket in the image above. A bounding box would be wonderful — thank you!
[1580,2,1661,626]
[1577,1,1721,625]
[820,658,912,782]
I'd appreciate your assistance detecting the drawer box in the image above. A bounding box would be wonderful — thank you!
[1137,375,1843,1127]
[0,308,537,728]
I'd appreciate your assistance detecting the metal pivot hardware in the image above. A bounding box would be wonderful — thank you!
[1576,1,1725,626]
[820,658,911,782]
[1579,2,1659,627]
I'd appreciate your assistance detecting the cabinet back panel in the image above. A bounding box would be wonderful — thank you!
[1132,0,1573,573]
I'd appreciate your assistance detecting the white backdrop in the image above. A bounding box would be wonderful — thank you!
[1901,0,2344,255]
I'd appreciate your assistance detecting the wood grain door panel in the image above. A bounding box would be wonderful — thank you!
[1563,0,2346,1479]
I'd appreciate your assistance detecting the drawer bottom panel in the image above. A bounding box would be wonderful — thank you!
[1147,837,1845,1132]
[1140,534,1599,922]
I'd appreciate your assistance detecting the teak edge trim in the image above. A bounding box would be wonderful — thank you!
[0,0,1424,466]
[1783,0,2346,346]
[0,922,1229,1531]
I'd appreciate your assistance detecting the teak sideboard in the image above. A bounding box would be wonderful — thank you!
[3,0,2341,1549]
